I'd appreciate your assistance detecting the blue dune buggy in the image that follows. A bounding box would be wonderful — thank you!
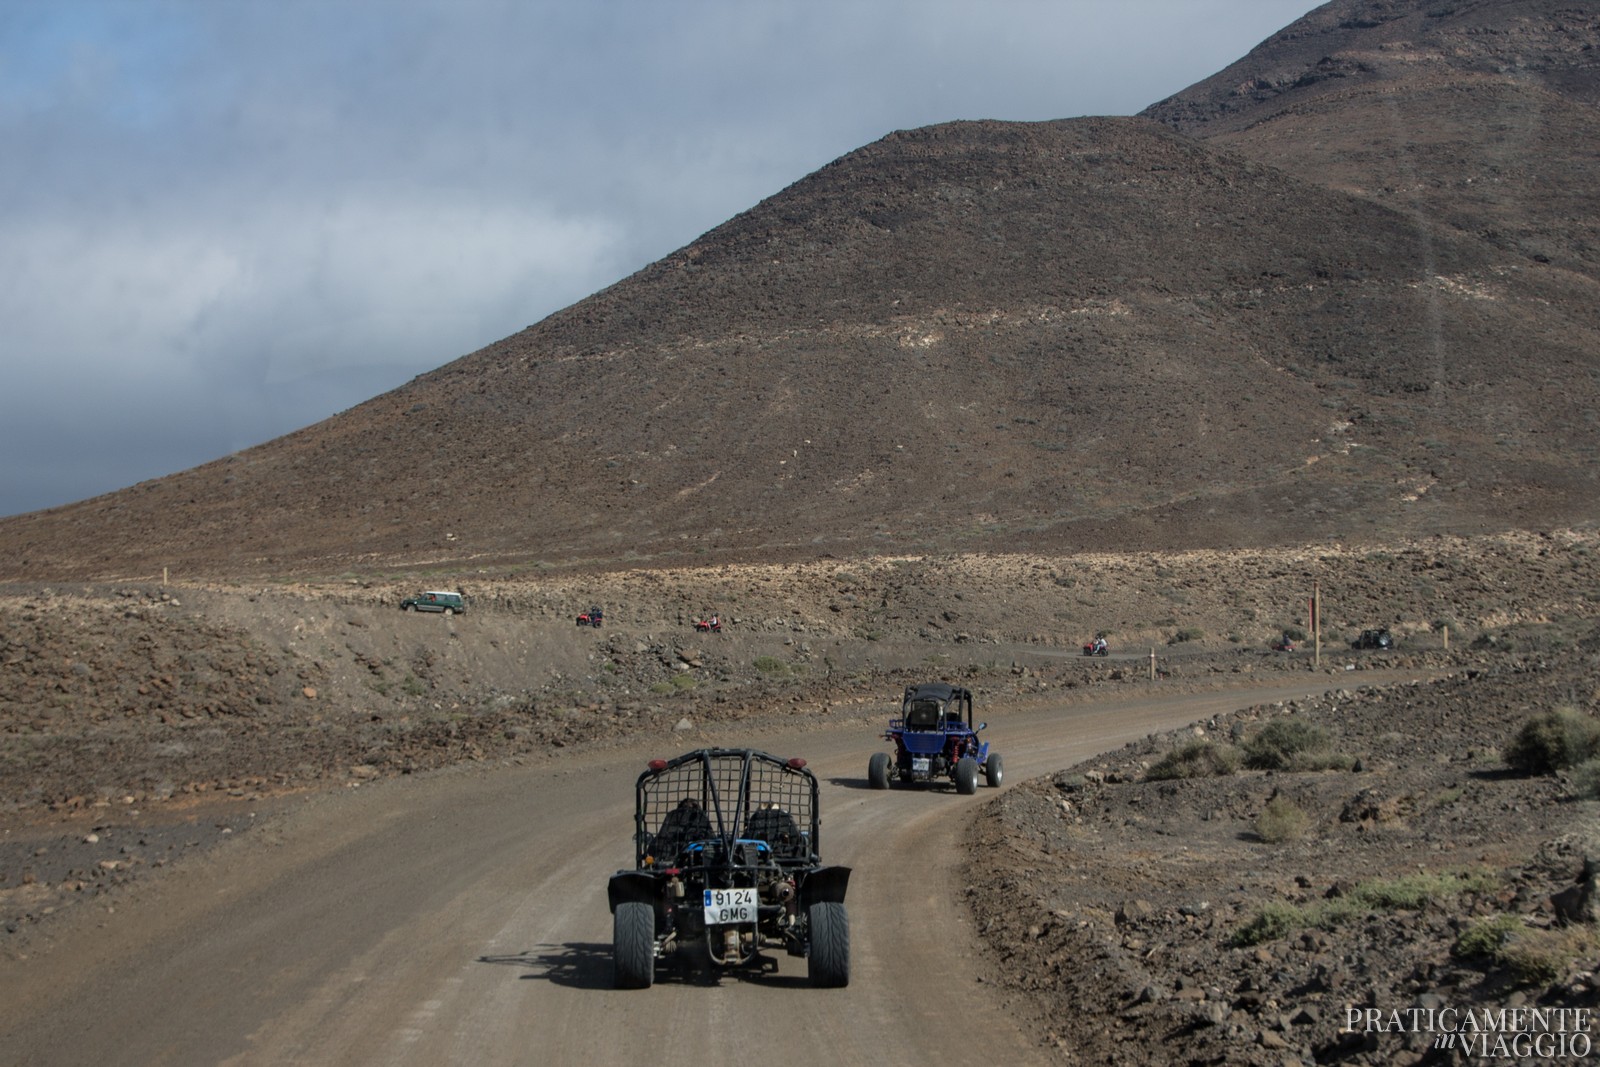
[867,682,1002,795]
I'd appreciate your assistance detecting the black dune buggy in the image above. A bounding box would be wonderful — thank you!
[867,682,1002,795]
[606,748,851,989]
[1351,627,1395,651]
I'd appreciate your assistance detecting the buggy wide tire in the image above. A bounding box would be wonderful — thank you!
[613,902,655,990]
[867,751,891,790]
[954,757,979,795]
[807,901,850,988]
[984,752,1004,789]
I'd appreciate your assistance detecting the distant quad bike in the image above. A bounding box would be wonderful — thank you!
[607,748,851,989]
[867,682,1002,795]
[693,616,722,633]
[576,606,604,627]
[1081,636,1109,657]
[1351,628,1395,651]
[1270,634,1297,652]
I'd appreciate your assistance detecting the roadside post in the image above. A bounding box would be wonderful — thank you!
[1312,581,1321,670]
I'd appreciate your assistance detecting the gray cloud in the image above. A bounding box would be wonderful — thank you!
[0,0,1315,516]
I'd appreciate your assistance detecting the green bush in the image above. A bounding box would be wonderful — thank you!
[1167,627,1204,645]
[752,656,789,675]
[1255,796,1309,842]
[1339,870,1496,912]
[1243,719,1332,770]
[1146,740,1241,781]
[1503,707,1600,774]
[1232,870,1498,946]
[1454,914,1522,960]
[1231,901,1305,946]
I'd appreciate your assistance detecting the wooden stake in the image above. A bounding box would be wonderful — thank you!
[1313,579,1321,670]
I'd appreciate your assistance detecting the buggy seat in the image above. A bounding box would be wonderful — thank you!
[742,804,807,860]
[648,798,712,861]
[904,700,942,730]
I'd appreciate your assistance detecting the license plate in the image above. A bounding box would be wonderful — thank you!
[912,756,930,774]
[703,887,759,925]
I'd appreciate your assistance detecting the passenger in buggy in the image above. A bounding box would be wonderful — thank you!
[905,701,941,730]
[742,803,804,860]
[649,798,712,862]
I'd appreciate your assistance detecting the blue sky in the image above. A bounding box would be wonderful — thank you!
[0,1,1317,517]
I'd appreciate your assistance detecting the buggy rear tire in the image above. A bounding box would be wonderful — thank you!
[613,901,655,989]
[984,752,1004,788]
[807,901,850,988]
[954,757,979,795]
[867,751,891,790]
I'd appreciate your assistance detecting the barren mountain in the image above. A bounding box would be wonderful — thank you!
[1,0,1597,582]
[1143,0,1600,281]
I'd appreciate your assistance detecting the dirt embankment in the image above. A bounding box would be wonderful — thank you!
[5,531,1595,814]
[966,638,1600,1065]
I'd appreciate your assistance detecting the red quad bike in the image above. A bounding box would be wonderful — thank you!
[576,606,604,628]
[867,683,1002,796]
[694,617,723,633]
[1082,637,1109,657]
[1270,635,1297,652]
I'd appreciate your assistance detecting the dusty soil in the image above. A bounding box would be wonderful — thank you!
[3,530,1599,1064]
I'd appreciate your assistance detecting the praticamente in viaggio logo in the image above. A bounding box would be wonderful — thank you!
[1347,1005,1594,1059]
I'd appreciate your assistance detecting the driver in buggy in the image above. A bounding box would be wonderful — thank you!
[648,798,712,863]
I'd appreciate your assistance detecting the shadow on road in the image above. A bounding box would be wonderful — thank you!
[478,943,614,989]
[477,943,818,989]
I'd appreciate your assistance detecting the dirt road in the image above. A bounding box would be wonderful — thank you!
[0,676,1418,1065]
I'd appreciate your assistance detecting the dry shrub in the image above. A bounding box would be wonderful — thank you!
[1146,740,1241,781]
[1255,795,1309,842]
[1571,757,1600,799]
[1244,719,1333,771]
[1458,917,1599,988]
[1503,706,1600,774]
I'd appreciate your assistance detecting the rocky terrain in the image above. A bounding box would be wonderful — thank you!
[967,629,1600,1065]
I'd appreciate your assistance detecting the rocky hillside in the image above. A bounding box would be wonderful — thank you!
[1,0,1598,582]
[1143,0,1600,283]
